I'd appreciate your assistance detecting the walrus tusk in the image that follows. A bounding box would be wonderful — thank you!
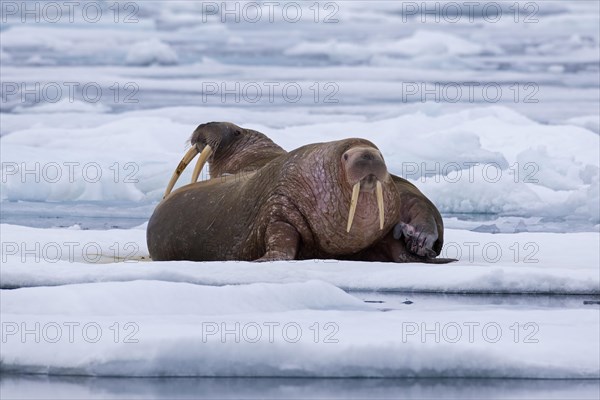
[346,182,361,233]
[376,180,384,230]
[163,145,200,199]
[191,145,213,183]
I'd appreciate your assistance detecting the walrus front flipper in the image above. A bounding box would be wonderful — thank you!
[255,221,301,262]
[391,175,445,258]
[393,220,439,259]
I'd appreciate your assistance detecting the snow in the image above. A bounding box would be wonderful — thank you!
[125,39,179,66]
[3,219,600,379]
[13,99,111,114]
[1,224,598,294]
[1,222,597,377]
[2,279,598,378]
[1,107,598,224]
[1,280,368,316]
[286,30,491,63]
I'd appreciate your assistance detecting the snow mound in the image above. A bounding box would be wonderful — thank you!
[1,279,598,378]
[1,280,368,316]
[286,30,489,63]
[125,39,178,66]
[2,224,598,294]
[567,115,600,134]
[14,99,110,114]
[1,106,598,223]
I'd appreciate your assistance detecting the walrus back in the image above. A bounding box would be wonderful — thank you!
[147,175,262,261]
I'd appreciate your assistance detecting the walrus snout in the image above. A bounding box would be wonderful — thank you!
[360,152,375,161]
[342,146,388,189]
[187,122,247,184]
[188,122,246,183]
[342,146,388,233]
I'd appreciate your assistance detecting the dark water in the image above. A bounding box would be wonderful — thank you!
[353,292,600,311]
[0,201,153,230]
[2,201,598,233]
[1,375,599,400]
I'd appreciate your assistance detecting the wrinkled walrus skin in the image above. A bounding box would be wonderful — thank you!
[147,123,453,263]
[149,139,403,261]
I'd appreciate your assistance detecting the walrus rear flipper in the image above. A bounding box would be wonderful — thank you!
[422,257,458,264]
[391,249,457,264]
[353,231,457,264]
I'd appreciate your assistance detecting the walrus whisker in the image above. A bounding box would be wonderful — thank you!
[376,180,384,230]
[191,145,213,183]
[346,182,361,233]
[163,145,199,199]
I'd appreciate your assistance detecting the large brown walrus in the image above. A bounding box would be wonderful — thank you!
[147,122,453,263]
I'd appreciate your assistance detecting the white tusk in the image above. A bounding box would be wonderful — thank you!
[376,180,384,230]
[163,146,199,199]
[191,145,213,183]
[346,182,361,233]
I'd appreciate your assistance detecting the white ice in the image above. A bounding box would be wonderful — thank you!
[1,224,598,294]
[1,223,599,377]
[2,278,598,378]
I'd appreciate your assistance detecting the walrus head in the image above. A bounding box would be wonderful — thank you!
[341,145,388,232]
[190,122,286,178]
[278,138,399,256]
[163,122,285,198]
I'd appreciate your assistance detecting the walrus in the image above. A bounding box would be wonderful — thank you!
[148,123,453,263]
[149,138,403,261]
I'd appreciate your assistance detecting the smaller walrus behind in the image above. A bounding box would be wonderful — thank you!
[148,123,454,263]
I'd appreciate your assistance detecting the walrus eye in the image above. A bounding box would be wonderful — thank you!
[234,130,241,136]
[343,154,349,161]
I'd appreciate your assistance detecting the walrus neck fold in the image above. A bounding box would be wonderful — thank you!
[208,132,286,178]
